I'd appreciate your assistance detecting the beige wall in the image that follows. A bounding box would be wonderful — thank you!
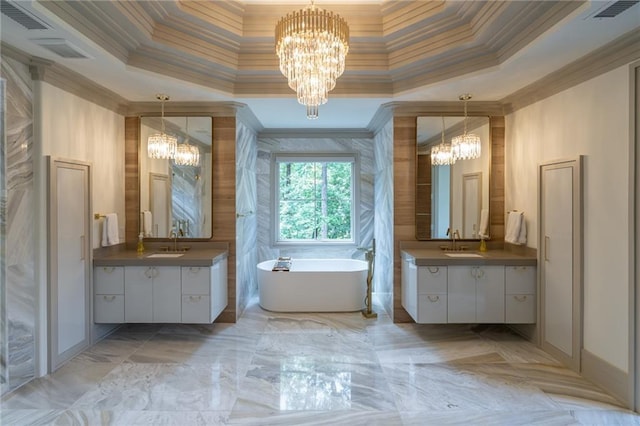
[505,64,632,372]
[39,82,126,249]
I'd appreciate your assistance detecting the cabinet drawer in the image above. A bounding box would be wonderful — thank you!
[418,266,447,294]
[181,295,211,323]
[505,266,536,294]
[505,294,536,323]
[94,295,124,323]
[417,294,447,324]
[181,266,210,295]
[94,266,124,294]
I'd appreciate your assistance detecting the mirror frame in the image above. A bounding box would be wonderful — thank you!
[415,114,504,242]
[124,114,216,244]
[139,115,213,240]
[416,115,491,241]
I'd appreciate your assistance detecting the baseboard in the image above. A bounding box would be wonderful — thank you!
[581,348,631,408]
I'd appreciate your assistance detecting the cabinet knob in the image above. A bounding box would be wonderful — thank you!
[189,295,202,302]
[189,267,200,273]
[103,295,116,302]
[103,267,115,273]
[427,295,440,302]
[427,267,439,274]
[513,295,528,302]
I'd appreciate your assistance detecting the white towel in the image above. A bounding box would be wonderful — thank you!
[142,210,153,237]
[517,217,527,245]
[505,211,525,245]
[101,213,120,247]
[478,209,489,239]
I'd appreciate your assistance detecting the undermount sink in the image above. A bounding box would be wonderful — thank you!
[444,253,484,258]
[147,253,185,258]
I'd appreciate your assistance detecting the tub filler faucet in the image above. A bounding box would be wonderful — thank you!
[358,239,377,319]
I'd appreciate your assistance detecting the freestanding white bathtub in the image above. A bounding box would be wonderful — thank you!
[257,259,368,312]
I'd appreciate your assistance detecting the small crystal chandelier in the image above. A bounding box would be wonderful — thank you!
[431,116,454,166]
[275,1,349,119]
[174,117,200,167]
[451,94,481,161]
[147,94,177,160]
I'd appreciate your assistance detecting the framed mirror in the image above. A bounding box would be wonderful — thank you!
[139,116,212,238]
[416,116,490,240]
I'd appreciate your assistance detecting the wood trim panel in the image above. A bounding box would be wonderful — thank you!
[489,116,505,241]
[393,116,416,323]
[124,117,140,245]
[211,117,237,322]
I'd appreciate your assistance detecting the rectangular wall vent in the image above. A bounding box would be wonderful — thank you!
[593,0,639,18]
[31,38,91,59]
[0,0,49,30]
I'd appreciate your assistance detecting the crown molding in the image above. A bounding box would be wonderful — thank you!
[367,102,394,134]
[258,129,373,139]
[126,101,243,117]
[235,103,264,134]
[384,101,505,117]
[502,28,640,114]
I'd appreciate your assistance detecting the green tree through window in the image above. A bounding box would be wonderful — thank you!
[277,158,353,242]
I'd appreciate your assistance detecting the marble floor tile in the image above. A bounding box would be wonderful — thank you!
[1,299,637,426]
[382,362,560,412]
[128,332,257,366]
[227,410,403,425]
[71,362,241,412]
[233,354,396,413]
[1,360,119,409]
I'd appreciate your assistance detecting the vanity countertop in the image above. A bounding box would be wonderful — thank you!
[402,248,537,266]
[93,248,228,267]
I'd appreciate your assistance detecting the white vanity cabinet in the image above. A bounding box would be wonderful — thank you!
[448,265,504,323]
[401,256,418,320]
[401,252,536,325]
[94,266,125,323]
[124,266,181,323]
[505,266,536,323]
[181,259,227,324]
[94,256,228,325]
[417,266,448,323]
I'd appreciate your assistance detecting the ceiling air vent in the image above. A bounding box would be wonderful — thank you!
[0,0,49,30]
[31,38,91,59]
[593,0,639,18]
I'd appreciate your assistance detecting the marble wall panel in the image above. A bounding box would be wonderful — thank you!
[1,56,36,394]
[373,120,394,316]
[256,137,375,262]
[236,121,258,316]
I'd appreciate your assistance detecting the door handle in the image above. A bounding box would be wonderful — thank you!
[80,235,85,260]
[545,236,550,261]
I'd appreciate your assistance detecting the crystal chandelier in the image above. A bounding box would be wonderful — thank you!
[431,116,454,166]
[451,94,481,161]
[147,94,177,160]
[275,1,349,119]
[174,117,200,167]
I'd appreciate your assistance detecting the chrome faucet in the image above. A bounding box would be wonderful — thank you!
[169,229,178,252]
[446,228,461,251]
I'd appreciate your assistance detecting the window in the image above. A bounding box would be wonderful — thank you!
[274,154,358,244]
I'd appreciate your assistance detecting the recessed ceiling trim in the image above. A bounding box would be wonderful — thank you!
[1,0,50,30]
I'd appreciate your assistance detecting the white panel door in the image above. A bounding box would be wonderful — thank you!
[462,173,482,239]
[150,173,170,237]
[540,158,582,372]
[48,158,91,371]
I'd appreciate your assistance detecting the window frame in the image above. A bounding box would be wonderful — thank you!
[271,152,360,247]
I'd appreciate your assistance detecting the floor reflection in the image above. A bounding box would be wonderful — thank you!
[279,357,351,410]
